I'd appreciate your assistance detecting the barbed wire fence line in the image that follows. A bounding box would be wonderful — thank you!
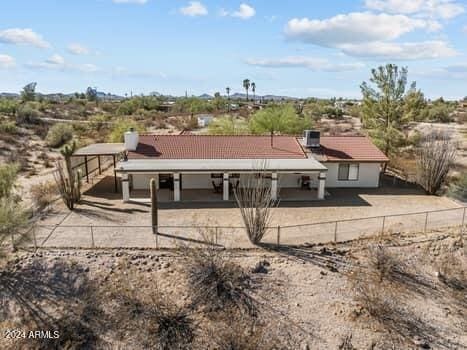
[24,206,466,250]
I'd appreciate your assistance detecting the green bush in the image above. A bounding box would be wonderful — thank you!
[46,123,74,147]
[448,174,467,202]
[0,163,19,198]
[16,102,41,124]
[0,121,18,134]
[0,98,19,115]
[108,119,145,143]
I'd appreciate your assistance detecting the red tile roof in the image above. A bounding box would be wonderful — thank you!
[127,134,389,162]
[128,135,307,159]
[318,136,389,162]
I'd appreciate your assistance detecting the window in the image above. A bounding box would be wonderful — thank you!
[338,163,359,181]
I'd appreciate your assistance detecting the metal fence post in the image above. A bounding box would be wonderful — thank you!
[276,226,281,247]
[334,221,338,242]
[381,216,386,236]
[424,211,429,233]
[90,226,95,248]
[215,227,218,245]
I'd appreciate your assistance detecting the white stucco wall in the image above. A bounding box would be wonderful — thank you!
[132,174,159,190]
[324,162,382,188]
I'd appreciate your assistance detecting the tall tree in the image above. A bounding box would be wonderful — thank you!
[360,64,414,164]
[21,82,37,102]
[243,79,250,101]
[226,87,231,112]
[251,82,256,101]
[86,87,99,105]
[249,104,312,147]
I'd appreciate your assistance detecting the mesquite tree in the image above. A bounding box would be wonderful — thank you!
[416,131,456,195]
[150,178,158,234]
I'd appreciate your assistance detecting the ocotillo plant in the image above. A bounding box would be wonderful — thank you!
[150,178,158,234]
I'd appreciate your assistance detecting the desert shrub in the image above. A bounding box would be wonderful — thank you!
[234,169,276,244]
[183,236,257,316]
[0,163,19,198]
[16,102,41,124]
[447,173,467,201]
[109,265,195,350]
[436,250,466,294]
[0,121,18,134]
[30,181,58,211]
[108,119,145,143]
[88,114,111,132]
[46,122,74,147]
[208,312,280,350]
[0,98,19,115]
[367,244,408,283]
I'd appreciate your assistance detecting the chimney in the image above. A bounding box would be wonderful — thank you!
[124,128,139,151]
[303,130,320,148]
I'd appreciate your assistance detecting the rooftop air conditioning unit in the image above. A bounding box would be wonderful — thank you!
[303,130,320,148]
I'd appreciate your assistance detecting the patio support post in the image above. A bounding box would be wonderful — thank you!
[174,173,180,201]
[223,173,229,201]
[122,173,130,202]
[318,172,326,200]
[271,172,278,200]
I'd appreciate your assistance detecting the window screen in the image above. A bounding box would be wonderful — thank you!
[338,164,359,181]
[338,164,349,181]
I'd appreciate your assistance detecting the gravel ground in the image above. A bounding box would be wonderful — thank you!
[33,182,464,249]
[2,229,465,349]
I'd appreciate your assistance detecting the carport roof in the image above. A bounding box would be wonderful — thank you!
[73,143,126,156]
[117,158,327,173]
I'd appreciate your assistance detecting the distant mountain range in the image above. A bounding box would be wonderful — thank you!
[1,91,301,101]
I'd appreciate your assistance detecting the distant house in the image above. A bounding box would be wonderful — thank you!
[197,115,214,128]
[115,131,388,202]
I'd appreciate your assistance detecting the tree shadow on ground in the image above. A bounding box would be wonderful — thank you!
[259,243,349,272]
[0,259,108,349]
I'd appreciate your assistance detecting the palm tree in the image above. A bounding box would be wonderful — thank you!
[243,79,250,101]
[226,87,231,112]
[251,82,256,102]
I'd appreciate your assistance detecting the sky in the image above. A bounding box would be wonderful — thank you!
[0,0,466,99]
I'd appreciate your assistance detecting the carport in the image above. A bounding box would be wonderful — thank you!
[72,143,126,192]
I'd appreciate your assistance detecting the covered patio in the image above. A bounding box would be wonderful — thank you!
[116,158,328,203]
[72,143,126,193]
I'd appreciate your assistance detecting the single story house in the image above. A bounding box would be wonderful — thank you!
[115,130,388,202]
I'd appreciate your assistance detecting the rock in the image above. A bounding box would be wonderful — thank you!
[163,262,170,269]
[252,260,269,274]
[300,342,310,350]
[413,336,430,349]
[320,270,327,276]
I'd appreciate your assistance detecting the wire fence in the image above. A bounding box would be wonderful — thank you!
[26,206,466,250]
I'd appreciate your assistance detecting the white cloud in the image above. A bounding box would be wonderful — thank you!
[67,43,90,55]
[0,28,50,48]
[285,12,440,46]
[180,1,208,17]
[112,0,147,4]
[232,3,256,19]
[364,0,464,19]
[26,54,99,73]
[46,54,65,65]
[220,3,255,19]
[0,54,15,69]
[245,56,365,71]
[339,40,457,60]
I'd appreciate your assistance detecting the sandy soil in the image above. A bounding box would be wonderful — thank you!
[32,178,463,249]
[1,229,465,349]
